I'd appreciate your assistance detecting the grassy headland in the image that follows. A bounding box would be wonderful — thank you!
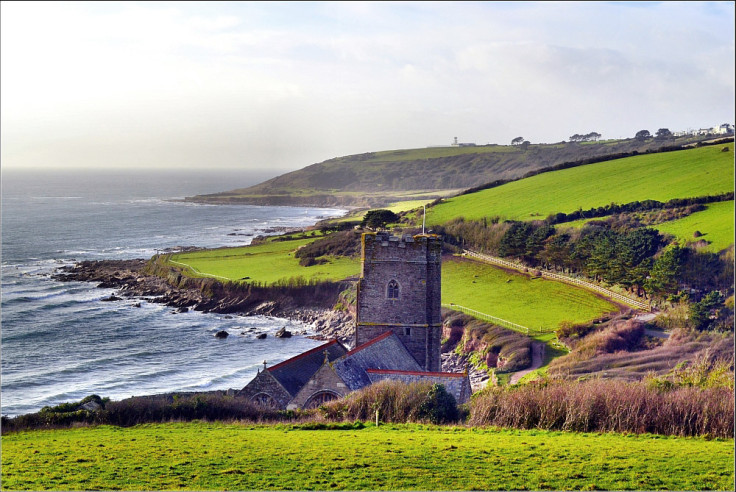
[2,422,732,491]
[185,137,717,208]
[168,234,361,285]
[426,143,735,225]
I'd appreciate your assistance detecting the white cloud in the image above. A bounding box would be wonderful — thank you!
[1,1,733,169]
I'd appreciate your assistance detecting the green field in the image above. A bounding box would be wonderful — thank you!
[654,201,735,253]
[168,237,361,284]
[327,198,439,224]
[442,257,618,335]
[427,144,735,225]
[560,201,735,253]
[2,422,732,491]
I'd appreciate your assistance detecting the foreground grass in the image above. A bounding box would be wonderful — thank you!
[427,143,735,225]
[442,257,618,334]
[168,235,361,284]
[2,422,732,491]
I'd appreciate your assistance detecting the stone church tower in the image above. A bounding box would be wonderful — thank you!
[355,232,442,372]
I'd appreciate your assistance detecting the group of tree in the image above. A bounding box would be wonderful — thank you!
[436,218,733,302]
[635,128,673,141]
[511,136,531,147]
[544,193,734,226]
[568,132,601,142]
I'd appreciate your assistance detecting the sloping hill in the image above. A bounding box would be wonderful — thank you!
[426,143,735,225]
[186,137,715,207]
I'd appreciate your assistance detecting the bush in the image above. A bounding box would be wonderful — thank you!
[555,320,595,341]
[361,209,400,229]
[468,379,733,437]
[418,384,458,424]
[319,380,461,424]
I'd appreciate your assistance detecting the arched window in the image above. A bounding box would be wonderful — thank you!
[387,280,400,299]
[251,392,278,408]
[304,391,339,409]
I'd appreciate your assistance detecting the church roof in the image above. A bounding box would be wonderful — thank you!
[267,339,348,396]
[333,332,423,390]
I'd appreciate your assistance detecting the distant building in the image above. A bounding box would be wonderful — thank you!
[238,232,471,409]
[451,136,476,147]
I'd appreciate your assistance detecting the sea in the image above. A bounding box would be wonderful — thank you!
[1,168,346,417]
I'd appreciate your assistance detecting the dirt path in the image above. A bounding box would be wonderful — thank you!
[634,312,671,339]
[510,342,545,384]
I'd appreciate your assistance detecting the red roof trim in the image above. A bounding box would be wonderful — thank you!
[346,331,394,356]
[267,339,341,372]
[366,369,466,378]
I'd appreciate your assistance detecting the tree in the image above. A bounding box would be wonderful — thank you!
[689,291,724,331]
[655,128,672,140]
[499,222,533,258]
[361,209,399,229]
[646,246,685,297]
[511,136,524,146]
[635,130,651,141]
[585,132,602,142]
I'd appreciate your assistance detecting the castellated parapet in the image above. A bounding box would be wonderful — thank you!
[356,232,442,372]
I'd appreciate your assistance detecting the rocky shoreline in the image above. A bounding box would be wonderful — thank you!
[53,259,357,345]
[53,259,485,386]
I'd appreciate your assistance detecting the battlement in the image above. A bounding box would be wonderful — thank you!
[362,232,441,248]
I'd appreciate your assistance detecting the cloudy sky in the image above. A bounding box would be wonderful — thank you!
[2,1,734,171]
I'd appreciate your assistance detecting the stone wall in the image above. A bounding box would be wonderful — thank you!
[288,364,350,410]
[356,233,442,371]
[366,370,472,404]
[237,370,292,409]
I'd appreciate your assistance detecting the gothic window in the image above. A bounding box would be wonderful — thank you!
[304,391,339,409]
[387,279,400,299]
[251,392,278,408]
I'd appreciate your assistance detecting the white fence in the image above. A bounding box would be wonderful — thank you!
[441,303,542,336]
[462,250,651,311]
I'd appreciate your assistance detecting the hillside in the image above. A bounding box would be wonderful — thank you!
[426,143,735,225]
[185,136,716,207]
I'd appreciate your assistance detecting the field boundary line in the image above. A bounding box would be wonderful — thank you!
[462,250,651,311]
[167,259,233,282]
[441,303,543,336]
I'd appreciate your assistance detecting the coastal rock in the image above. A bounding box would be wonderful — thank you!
[275,327,292,338]
[101,295,122,302]
[79,400,103,412]
[53,258,354,344]
[214,330,229,339]
[256,333,267,339]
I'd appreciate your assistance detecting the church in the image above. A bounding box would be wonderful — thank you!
[238,231,471,409]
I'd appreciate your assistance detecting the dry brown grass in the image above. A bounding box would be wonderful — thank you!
[469,378,733,437]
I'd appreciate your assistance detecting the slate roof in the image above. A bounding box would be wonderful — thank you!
[333,331,423,391]
[267,339,348,396]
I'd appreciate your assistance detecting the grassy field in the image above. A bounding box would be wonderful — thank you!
[654,200,734,253]
[326,198,439,224]
[560,200,734,253]
[168,236,361,284]
[427,143,735,225]
[442,257,618,335]
[2,422,732,491]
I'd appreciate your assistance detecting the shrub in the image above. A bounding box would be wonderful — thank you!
[555,320,595,341]
[319,380,461,424]
[468,379,733,437]
[418,384,459,424]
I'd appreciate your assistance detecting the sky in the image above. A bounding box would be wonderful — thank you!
[1,1,734,171]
